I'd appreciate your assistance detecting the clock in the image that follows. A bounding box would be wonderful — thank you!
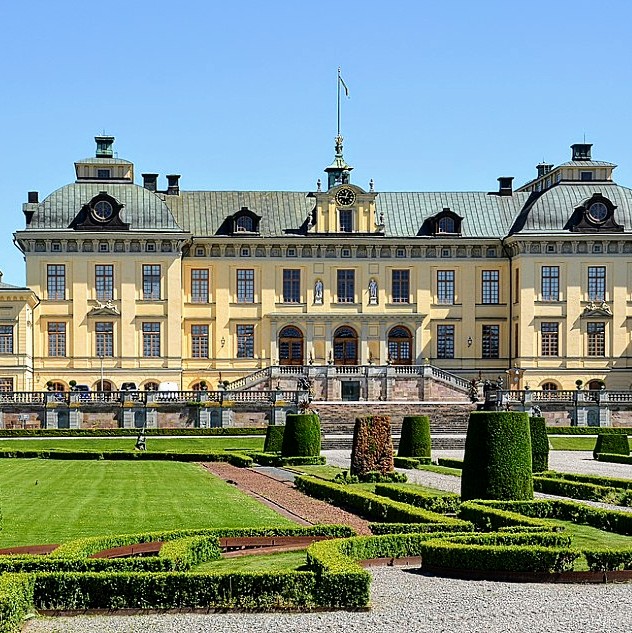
[587,202,608,223]
[92,200,113,222]
[335,187,356,207]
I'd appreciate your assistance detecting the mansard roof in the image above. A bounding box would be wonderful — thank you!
[509,183,632,234]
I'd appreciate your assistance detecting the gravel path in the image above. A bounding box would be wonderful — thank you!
[24,567,632,633]
[202,462,372,535]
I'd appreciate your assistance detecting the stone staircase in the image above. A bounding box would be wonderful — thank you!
[319,402,471,450]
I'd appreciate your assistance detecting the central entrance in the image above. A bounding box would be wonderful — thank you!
[278,326,304,366]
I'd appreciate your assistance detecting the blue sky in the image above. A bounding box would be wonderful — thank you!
[2,0,632,283]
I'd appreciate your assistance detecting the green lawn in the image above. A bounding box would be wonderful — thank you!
[0,437,264,453]
[196,549,307,572]
[0,460,292,547]
[548,435,632,451]
[417,464,462,476]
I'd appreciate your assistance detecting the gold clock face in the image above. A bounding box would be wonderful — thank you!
[335,187,356,206]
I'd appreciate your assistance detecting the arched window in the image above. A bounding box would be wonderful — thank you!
[541,382,558,391]
[438,216,455,233]
[587,379,605,391]
[279,326,304,366]
[236,215,254,232]
[95,380,114,392]
[333,326,358,366]
[143,381,159,391]
[48,381,66,392]
[191,381,208,392]
[388,326,413,365]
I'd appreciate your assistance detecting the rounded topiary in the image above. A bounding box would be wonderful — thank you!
[593,432,630,459]
[281,414,321,457]
[397,415,431,458]
[461,411,533,501]
[264,425,285,453]
[529,416,550,473]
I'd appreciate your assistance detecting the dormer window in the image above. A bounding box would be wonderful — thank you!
[571,194,623,233]
[230,207,260,235]
[431,208,462,236]
[438,216,455,233]
[97,169,111,179]
[581,171,593,181]
[236,215,254,232]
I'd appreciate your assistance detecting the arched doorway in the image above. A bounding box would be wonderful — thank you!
[278,326,304,366]
[95,379,114,392]
[333,326,358,365]
[388,326,413,365]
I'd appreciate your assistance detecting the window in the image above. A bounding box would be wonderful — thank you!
[142,265,161,300]
[191,325,209,358]
[541,322,559,356]
[240,247,250,257]
[97,169,110,179]
[339,209,353,232]
[482,325,500,359]
[142,322,160,357]
[98,243,109,252]
[146,242,156,252]
[588,266,606,301]
[587,322,605,357]
[580,171,593,181]
[195,247,205,257]
[337,270,355,303]
[541,382,558,392]
[542,266,559,301]
[237,325,254,358]
[392,270,410,303]
[191,269,209,303]
[437,325,454,359]
[48,322,66,357]
[95,322,113,357]
[482,270,499,304]
[437,270,455,304]
[237,269,255,303]
[438,216,455,233]
[0,378,13,392]
[47,264,66,300]
[236,215,254,232]
[144,381,159,391]
[0,326,13,354]
[95,265,114,301]
[514,268,519,303]
[282,269,301,303]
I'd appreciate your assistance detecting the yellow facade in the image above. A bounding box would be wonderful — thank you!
[5,138,632,393]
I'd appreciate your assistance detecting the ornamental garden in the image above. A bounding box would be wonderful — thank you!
[0,412,630,631]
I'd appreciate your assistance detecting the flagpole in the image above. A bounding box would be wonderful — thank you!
[337,67,341,137]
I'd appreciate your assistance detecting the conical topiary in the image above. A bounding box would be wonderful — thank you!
[264,425,285,453]
[529,416,549,472]
[281,414,321,457]
[397,415,431,458]
[593,432,630,459]
[461,411,533,501]
[350,415,394,476]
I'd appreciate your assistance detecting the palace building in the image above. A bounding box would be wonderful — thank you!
[4,135,632,395]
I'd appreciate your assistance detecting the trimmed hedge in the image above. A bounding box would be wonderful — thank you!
[436,458,463,469]
[247,452,325,467]
[263,425,285,453]
[537,471,632,491]
[0,450,253,467]
[393,456,432,469]
[0,428,266,437]
[294,476,472,529]
[0,574,34,633]
[368,523,472,535]
[397,416,431,458]
[458,501,554,532]
[593,433,630,459]
[529,417,549,473]
[546,427,631,435]
[461,411,533,502]
[374,484,461,514]
[583,548,632,572]
[596,453,632,465]
[281,414,321,457]
[533,476,632,507]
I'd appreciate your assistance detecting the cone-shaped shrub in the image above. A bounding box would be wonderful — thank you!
[280,414,321,457]
[529,416,549,473]
[593,432,630,459]
[264,425,285,453]
[397,415,431,458]
[461,411,533,501]
[350,415,394,476]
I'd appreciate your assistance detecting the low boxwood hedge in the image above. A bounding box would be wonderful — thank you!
[533,476,632,507]
[596,453,632,465]
[0,428,266,438]
[593,433,630,459]
[247,452,325,467]
[436,458,463,469]
[373,484,461,514]
[583,548,632,572]
[537,471,632,491]
[0,573,34,633]
[393,456,431,469]
[368,523,473,535]
[546,427,631,435]
[458,501,554,532]
[294,476,472,529]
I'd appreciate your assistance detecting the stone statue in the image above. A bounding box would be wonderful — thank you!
[314,279,324,304]
[368,278,378,304]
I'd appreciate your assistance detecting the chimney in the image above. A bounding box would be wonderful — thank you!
[166,174,180,195]
[571,143,592,161]
[95,136,115,158]
[536,163,553,178]
[142,173,159,192]
[28,191,39,203]
[497,176,514,196]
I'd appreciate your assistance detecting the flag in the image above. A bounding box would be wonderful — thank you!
[338,68,349,97]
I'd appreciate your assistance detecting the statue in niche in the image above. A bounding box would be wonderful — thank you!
[314,279,324,304]
[368,278,378,304]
